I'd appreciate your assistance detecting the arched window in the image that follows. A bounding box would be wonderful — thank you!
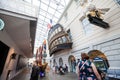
[59,58,63,66]
[62,36,67,43]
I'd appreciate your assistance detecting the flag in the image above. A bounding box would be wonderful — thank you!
[39,46,43,59]
[38,46,43,65]
[36,49,38,60]
[43,40,46,50]
[47,23,52,29]
[50,19,52,24]
[47,19,52,31]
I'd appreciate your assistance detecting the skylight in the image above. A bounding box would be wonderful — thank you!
[34,0,70,54]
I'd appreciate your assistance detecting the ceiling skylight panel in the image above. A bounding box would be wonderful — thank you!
[57,5,64,13]
[43,21,48,26]
[37,28,45,32]
[45,18,50,23]
[54,11,61,18]
[39,9,47,17]
[38,21,44,26]
[48,7,55,15]
[49,1,57,9]
[46,13,53,20]
[40,2,48,11]
[38,15,45,20]
[41,0,50,5]
[41,29,46,33]
[33,0,40,6]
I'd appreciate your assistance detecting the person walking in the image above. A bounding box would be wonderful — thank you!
[77,53,102,80]
[30,61,39,80]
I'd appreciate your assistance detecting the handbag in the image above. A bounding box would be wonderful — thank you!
[39,71,45,77]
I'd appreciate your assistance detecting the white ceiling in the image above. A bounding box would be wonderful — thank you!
[0,14,35,57]
[34,0,70,53]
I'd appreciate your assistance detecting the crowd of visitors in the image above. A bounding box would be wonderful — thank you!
[52,64,68,75]
[30,61,48,80]
[30,53,105,80]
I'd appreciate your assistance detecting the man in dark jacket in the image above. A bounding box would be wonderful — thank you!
[30,61,39,80]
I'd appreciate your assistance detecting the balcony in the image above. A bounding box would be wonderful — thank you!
[49,42,73,56]
[48,24,73,56]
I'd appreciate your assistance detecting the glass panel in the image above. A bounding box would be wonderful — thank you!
[46,13,53,19]
[38,20,44,24]
[58,38,63,44]
[82,18,93,35]
[50,1,57,9]
[41,0,49,5]
[33,0,39,6]
[55,11,61,18]
[23,0,32,3]
[39,9,47,17]
[57,5,64,13]
[41,2,48,11]
[38,15,45,21]
[48,7,55,14]
[45,18,50,23]
[62,36,67,43]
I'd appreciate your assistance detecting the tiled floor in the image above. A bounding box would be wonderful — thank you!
[12,67,78,80]
[11,68,31,80]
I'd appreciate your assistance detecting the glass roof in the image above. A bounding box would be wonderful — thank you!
[34,0,70,54]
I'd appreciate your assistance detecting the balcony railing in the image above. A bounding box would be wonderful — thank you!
[49,42,73,56]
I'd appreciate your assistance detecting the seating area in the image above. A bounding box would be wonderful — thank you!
[106,69,120,80]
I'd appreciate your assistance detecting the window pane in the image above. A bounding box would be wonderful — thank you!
[62,36,67,43]
[58,38,62,44]
[81,18,93,35]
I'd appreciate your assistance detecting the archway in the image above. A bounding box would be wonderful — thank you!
[68,55,76,72]
[59,58,63,66]
[88,50,109,72]
[53,59,56,66]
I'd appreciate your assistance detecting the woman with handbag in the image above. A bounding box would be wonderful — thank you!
[77,53,102,80]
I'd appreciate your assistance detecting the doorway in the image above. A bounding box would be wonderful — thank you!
[88,50,109,72]
[68,55,76,72]
[0,41,10,77]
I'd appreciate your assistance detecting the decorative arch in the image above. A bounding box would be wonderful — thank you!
[68,55,76,72]
[88,50,107,60]
[88,50,109,72]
